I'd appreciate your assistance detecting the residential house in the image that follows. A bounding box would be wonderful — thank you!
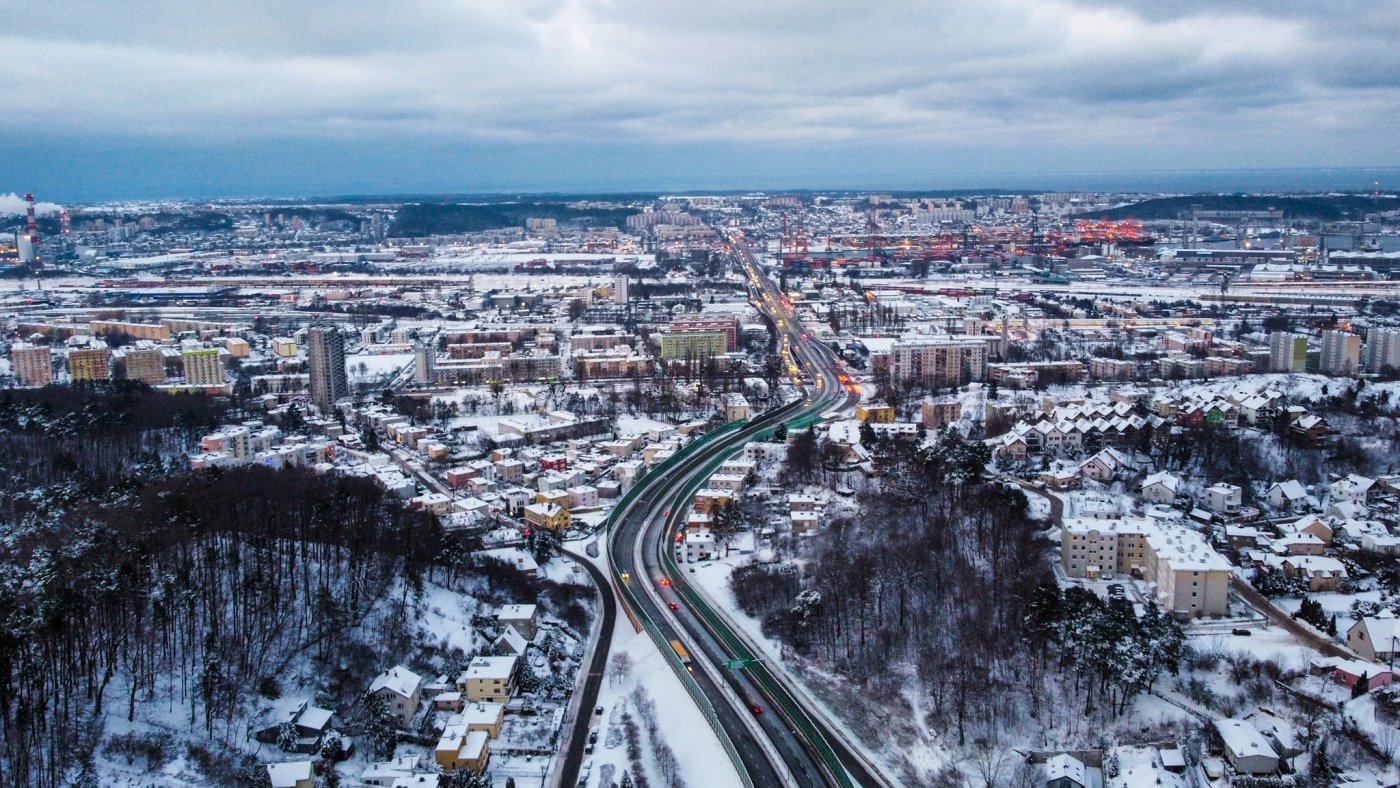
[369,665,424,728]
[455,702,505,739]
[1044,753,1092,788]
[458,656,517,704]
[790,510,819,536]
[496,604,538,640]
[1079,448,1131,482]
[1273,534,1326,556]
[1213,719,1280,775]
[1331,474,1376,504]
[1267,480,1308,510]
[682,529,717,562]
[361,755,423,787]
[1280,555,1348,592]
[1327,658,1394,691]
[855,402,895,423]
[1291,414,1329,444]
[1347,611,1400,664]
[1291,515,1334,544]
[523,502,571,533]
[722,392,752,422]
[1140,471,1181,505]
[252,699,334,753]
[434,726,490,775]
[1224,525,1262,551]
[1205,483,1242,514]
[265,761,316,788]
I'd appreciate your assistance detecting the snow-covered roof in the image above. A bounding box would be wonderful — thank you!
[370,665,423,699]
[296,705,333,732]
[455,702,505,727]
[498,603,537,621]
[493,625,529,655]
[1045,753,1086,786]
[1356,610,1400,650]
[1141,471,1180,493]
[266,761,314,788]
[462,655,517,682]
[1270,479,1307,500]
[1213,718,1277,762]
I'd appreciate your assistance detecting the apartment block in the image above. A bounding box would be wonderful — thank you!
[1365,328,1400,373]
[1268,332,1309,373]
[1319,330,1362,376]
[890,338,987,388]
[122,347,167,384]
[182,348,225,385]
[660,331,728,361]
[68,347,112,382]
[11,343,52,386]
[1061,517,1231,617]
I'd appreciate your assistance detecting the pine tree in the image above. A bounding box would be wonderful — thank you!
[247,765,274,788]
[1354,673,1370,698]
[1311,741,1332,787]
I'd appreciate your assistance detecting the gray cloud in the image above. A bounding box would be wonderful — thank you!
[1,0,1397,174]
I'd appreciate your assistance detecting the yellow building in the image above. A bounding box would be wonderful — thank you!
[535,489,572,509]
[434,727,490,775]
[457,656,517,704]
[855,403,895,423]
[272,337,299,357]
[89,320,171,342]
[523,502,571,532]
[68,347,112,382]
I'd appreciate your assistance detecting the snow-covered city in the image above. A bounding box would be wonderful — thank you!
[7,2,1400,786]
[4,187,1400,788]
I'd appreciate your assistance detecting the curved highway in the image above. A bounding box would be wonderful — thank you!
[607,235,891,788]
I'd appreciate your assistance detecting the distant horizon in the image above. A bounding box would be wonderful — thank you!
[10,164,1400,207]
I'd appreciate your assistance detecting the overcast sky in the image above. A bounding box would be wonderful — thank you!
[4,0,1399,200]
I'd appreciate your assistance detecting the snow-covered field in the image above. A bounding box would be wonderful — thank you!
[580,551,741,788]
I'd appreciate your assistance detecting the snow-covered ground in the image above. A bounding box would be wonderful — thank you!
[685,536,939,783]
[580,550,741,788]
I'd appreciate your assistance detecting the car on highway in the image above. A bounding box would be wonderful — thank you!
[668,602,680,611]
[750,704,764,715]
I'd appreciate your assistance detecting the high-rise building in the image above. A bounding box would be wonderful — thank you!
[1365,328,1400,374]
[69,346,112,382]
[1268,332,1309,373]
[890,338,988,388]
[414,341,436,386]
[183,348,225,386]
[1319,330,1362,376]
[11,343,52,386]
[667,315,737,352]
[307,326,348,412]
[123,347,167,384]
[613,275,629,304]
[659,331,728,361]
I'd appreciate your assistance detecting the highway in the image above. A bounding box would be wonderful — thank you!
[554,546,616,788]
[605,235,891,788]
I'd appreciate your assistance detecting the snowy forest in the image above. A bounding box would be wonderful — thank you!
[0,384,463,786]
[733,429,1187,777]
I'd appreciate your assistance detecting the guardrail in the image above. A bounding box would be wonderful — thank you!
[657,441,857,788]
[602,401,806,784]
[604,417,781,788]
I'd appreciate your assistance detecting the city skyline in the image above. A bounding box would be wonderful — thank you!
[3,1,1399,200]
